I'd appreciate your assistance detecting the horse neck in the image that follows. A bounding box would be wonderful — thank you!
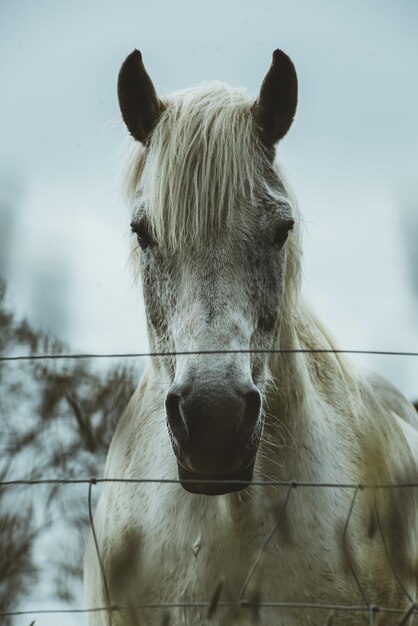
[257,299,360,482]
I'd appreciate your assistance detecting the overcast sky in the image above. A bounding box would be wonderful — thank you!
[1,1,418,623]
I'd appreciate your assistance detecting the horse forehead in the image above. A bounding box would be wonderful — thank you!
[173,234,261,276]
[171,246,262,323]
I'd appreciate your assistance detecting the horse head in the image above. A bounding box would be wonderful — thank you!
[118,50,300,495]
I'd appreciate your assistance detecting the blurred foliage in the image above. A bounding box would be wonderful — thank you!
[0,276,140,622]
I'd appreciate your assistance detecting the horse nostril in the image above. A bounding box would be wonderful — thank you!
[245,389,262,421]
[165,392,189,443]
[238,388,262,440]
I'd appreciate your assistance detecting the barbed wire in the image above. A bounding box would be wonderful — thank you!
[1,347,418,362]
[1,476,418,623]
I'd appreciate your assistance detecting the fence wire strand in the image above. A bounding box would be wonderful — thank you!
[0,601,416,617]
[342,485,369,606]
[1,347,418,362]
[399,603,418,625]
[239,482,294,600]
[88,478,112,626]
[374,490,415,605]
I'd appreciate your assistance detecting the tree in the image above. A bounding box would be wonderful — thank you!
[0,276,140,623]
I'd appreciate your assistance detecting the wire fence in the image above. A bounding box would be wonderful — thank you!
[1,347,418,624]
[2,347,418,362]
[1,478,418,624]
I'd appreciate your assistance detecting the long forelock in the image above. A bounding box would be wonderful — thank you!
[123,82,292,248]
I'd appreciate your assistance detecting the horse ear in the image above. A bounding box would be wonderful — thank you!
[253,49,298,147]
[118,49,164,144]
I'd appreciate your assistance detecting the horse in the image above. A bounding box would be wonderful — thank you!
[84,49,418,625]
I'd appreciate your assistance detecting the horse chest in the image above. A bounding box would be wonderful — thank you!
[124,501,406,626]
[131,490,343,606]
[89,474,414,626]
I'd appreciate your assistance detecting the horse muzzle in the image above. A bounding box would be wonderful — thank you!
[165,382,262,495]
[176,458,256,495]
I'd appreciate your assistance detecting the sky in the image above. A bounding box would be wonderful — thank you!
[0,1,417,622]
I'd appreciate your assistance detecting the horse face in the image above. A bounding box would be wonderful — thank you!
[132,202,295,494]
[120,49,298,494]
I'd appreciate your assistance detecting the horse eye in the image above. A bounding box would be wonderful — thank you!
[131,220,153,250]
[274,218,294,248]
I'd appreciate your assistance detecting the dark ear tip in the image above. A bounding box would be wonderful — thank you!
[272,49,292,66]
[118,50,145,85]
[121,49,143,69]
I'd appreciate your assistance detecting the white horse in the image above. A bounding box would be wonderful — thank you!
[85,49,418,625]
